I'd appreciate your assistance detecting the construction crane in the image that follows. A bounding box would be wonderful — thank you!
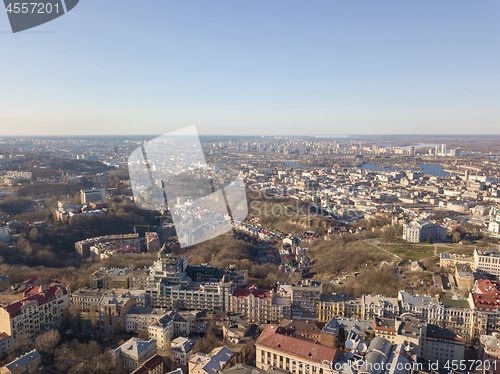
[128,224,154,232]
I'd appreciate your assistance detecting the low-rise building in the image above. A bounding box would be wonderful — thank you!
[0,349,41,374]
[113,338,157,373]
[455,263,474,289]
[171,336,196,366]
[130,354,164,374]
[188,346,238,374]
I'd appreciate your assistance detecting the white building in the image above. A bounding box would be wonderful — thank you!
[474,248,500,278]
[402,220,447,243]
[80,188,106,204]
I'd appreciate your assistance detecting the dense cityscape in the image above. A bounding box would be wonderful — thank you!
[0,135,499,374]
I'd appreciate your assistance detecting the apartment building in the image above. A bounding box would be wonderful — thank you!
[0,332,10,355]
[186,264,248,287]
[148,314,173,351]
[318,293,362,322]
[423,324,466,367]
[469,279,500,338]
[230,286,291,324]
[71,288,107,311]
[291,280,322,320]
[440,253,475,272]
[402,220,447,243]
[479,333,500,373]
[255,325,343,374]
[113,338,157,373]
[130,269,149,290]
[474,249,500,278]
[0,349,41,374]
[125,307,167,333]
[98,292,136,334]
[76,234,140,260]
[362,295,399,319]
[90,268,132,289]
[0,284,70,342]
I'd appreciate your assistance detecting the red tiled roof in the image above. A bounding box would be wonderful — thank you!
[233,287,272,299]
[472,280,500,310]
[256,325,343,364]
[0,332,10,340]
[22,276,40,285]
[3,285,69,318]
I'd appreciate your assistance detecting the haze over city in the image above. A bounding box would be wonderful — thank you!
[2,1,500,136]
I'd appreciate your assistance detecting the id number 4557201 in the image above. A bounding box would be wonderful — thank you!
[5,2,61,14]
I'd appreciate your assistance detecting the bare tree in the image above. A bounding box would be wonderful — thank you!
[35,329,61,356]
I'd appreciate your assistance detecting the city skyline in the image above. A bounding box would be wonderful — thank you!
[1,1,500,136]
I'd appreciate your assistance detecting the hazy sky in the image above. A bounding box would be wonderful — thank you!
[1,1,500,136]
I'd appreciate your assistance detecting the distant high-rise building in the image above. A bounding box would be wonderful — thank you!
[93,173,107,189]
[81,188,106,204]
[409,146,415,156]
[442,144,447,156]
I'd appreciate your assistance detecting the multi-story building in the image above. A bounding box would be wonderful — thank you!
[290,280,322,320]
[146,232,161,253]
[468,279,500,338]
[171,336,196,366]
[0,276,10,292]
[130,354,164,374]
[255,325,342,374]
[75,234,140,260]
[80,188,106,204]
[423,324,466,367]
[402,220,447,243]
[0,332,10,355]
[455,263,474,289]
[318,293,362,322]
[230,286,291,324]
[440,253,475,272]
[148,314,173,351]
[188,346,238,374]
[0,284,70,342]
[488,207,500,238]
[98,292,136,334]
[320,316,374,348]
[125,307,167,333]
[479,333,500,373]
[474,249,500,279]
[0,349,41,374]
[113,338,157,373]
[362,295,400,319]
[71,288,107,312]
[186,264,248,287]
[130,269,149,290]
[90,268,132,289]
